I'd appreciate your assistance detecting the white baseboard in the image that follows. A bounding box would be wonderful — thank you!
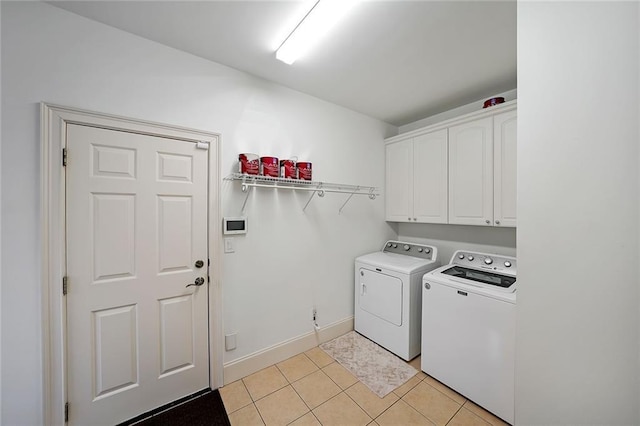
[222,316,354,385]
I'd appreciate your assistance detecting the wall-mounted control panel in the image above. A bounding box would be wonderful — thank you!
[223,216,247,235]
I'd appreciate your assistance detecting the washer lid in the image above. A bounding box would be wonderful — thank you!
[356,251,438,274]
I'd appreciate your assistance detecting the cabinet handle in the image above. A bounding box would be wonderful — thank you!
[495,220,501,225]
[485,219,491,224]
[413,218,417,221]
[408,217,411,221]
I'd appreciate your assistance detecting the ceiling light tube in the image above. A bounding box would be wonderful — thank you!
[276,0,358,65]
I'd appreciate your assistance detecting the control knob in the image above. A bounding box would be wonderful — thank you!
[387,242,392,248]
[392,244,397,248]
[403,245,410,251]
[425,248,430,254]
[504,261,512,268]
[484,258,493,265]
[417,248,423,253]
[467,256,474,261]
[458,254,465,260]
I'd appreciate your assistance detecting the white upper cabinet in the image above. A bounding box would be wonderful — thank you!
[413,130,448,223]
[448,117,494,226]
[385,129,448,223]
[493,110,517,227]
[385,139,413,221]
[385,101,517,227]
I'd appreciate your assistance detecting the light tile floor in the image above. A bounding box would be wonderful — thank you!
[220,346,510,426]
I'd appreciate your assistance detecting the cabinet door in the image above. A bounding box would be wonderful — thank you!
[413,130,448,223]
[448,117,493,226]
[385,139,413,222]
[494,110,517,227]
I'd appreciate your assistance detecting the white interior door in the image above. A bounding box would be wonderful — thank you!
[66,124,209,425]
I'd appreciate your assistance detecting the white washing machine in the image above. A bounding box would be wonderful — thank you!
[354,240,439,361]
[422,250,516,425]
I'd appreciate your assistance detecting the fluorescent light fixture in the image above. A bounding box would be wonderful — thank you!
[276,0,358,65]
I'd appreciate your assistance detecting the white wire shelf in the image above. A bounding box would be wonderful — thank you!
[226,173,380,213]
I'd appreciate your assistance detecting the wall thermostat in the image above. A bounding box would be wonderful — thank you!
[223,216,247,235]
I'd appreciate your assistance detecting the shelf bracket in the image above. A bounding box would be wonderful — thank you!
[240,180,252,213]
[302,184,323,212]
[338,186,360,214]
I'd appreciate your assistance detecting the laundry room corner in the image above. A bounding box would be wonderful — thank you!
[219,98,399,382]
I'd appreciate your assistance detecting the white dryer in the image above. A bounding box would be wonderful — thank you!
[354,240,439,361]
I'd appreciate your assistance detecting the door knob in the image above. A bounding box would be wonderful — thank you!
[195,260,204,268]
[186,277,205,288]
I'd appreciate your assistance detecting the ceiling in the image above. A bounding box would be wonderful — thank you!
[49,0,517,127]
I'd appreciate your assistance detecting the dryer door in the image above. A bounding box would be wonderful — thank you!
[358,268,403,326]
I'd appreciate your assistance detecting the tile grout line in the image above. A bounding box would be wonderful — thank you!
[242,379,267,426]
[375,376,433,425]
[283,354,314,414]
[295,351,360,420]
[220,381,253,417]
[225,378,265,425]
[277,352,326,425]
[444,402,465,426]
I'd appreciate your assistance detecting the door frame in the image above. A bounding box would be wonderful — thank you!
[40,103,223,425]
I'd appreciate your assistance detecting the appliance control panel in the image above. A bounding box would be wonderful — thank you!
[451,250,516,275]
[382,240,435,260]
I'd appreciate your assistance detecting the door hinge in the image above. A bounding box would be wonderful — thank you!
[64,402,69,422]
[62,148,68,167]
[208,258,210,267]
[207,276,210,283]
[63,276,68,295]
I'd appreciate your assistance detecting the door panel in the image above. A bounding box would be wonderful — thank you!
[92,305,139,399]
[494,110,517,227]
[157,152,193,182]
[92,193,136,281]
[413,129,448,223]
[67,124,209,425]
[359,268,403,326]
[159,295,195,376]
[385,140,413,221]
[158,196,193,273]
[92,144,136,179]
[448,117,493,225]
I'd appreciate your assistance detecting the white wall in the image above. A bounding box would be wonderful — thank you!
[516,2,639,424]
[0,2,396,424]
